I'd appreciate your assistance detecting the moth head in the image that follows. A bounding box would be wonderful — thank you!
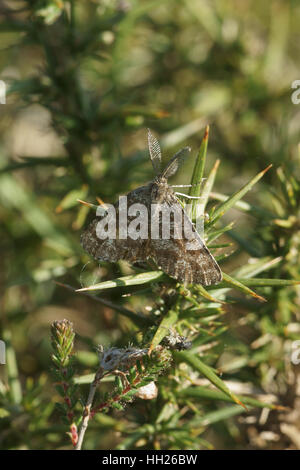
[151,176,169,200]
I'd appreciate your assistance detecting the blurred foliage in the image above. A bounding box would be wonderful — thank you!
[0,0,300,450]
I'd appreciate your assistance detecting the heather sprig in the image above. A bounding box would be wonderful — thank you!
[51,319,79,446]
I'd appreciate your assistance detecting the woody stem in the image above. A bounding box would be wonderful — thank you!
[75,367,104,450]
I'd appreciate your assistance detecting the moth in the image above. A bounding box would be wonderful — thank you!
[162,330,193,351]
[81,130,222,286]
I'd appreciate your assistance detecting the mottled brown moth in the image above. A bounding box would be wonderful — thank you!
[81,130,222,286]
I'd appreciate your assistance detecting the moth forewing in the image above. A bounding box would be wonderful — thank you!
[147,129,162,175]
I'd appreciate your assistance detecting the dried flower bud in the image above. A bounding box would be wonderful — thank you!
[136,381,158,400]
[97,345,148,371]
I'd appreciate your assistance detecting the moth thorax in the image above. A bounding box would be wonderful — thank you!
[153,175,167,184]
[152,177,169,200]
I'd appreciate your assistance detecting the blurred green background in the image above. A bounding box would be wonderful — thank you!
[0,0,300,450]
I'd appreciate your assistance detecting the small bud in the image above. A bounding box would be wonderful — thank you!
[136,381,158,400]
[64,396,72,408]
[70,423,78,447]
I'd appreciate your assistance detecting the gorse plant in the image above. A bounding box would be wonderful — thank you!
[51,129,298,449]
[1,0,299,451]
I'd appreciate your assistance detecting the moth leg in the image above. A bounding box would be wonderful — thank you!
[171,181,205,188]
[175,192,204,199]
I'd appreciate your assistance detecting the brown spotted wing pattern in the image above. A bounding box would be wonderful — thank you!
[80,130,222,286]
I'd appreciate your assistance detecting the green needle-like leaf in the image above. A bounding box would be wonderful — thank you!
[177,386,286,410]
[209,191,275,219]
[56,185,89,213]
[207,164,272,225]
[148,309,179,353]
[222,278,300,287]
[185,125,209,221]
[189,126,209,195]
[194,284,226,304]
[189,405,247,427]
[199,159,220,214]
[76,270,165,292]
[233,256,282,278]
[176,351,247,409]
[220,273,267,302]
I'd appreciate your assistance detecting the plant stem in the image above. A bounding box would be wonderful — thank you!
[75,367,104,450]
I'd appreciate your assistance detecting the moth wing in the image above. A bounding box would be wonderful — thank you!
[149,193,222,286]
[161,147,191,179]
[147,129,162,175]
[81,218,148,263]
[81,185,152,264]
